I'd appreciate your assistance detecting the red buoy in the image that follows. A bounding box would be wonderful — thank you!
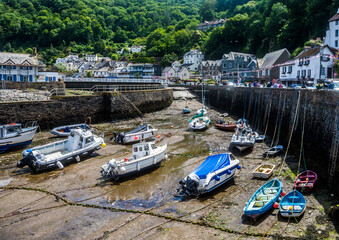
[124,158,129,162]
[157,135,161,138]
[134,136,138,140]
[280,191,287,197]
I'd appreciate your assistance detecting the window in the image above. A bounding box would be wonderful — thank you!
[288,66,292,73]
[229,63,232,68]
[336,40,338,48]
[302,70,306,77]
[266,69,269,76]
[297,70,300,77]
[85,136,94,144]
[7,75,13,81]
[336,30,339,37]
[134,147,138,152]
[336,19,339,25]
[6,126,21,134]
[3,65,6,69]
[144,145,149,151]
[282,66,286,74]
[223,64,226,68]
[262,70,265,76]
[307,69,311,77]
[151,144,157,149]
[298,59,303,66]
[320,67,325,75]
[139,147,143,151]
[321,54,330,61]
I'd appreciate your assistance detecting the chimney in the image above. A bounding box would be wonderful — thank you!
[33,47,37,56]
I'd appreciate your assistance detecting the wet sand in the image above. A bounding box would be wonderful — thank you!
[0,89,338,239]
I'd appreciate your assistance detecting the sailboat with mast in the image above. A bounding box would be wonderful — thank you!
[189,82,211,131]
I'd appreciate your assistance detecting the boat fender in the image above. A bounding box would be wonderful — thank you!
[280,191,287,197]
[165,153,168,159]
[215,175,220,181]
[124,158,129,162]
[136,162,140,171]
[56,161,64,170]
[237,165,241,170]
[226,170,232,175]
[27,149,33,153]
[120,166,126,173]
[75,156,80,162]
[153,157,156,165]
[273,202,279,209]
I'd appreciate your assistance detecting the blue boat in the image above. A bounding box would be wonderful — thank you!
[182,107,191,114]
[176,153,241,197]
[244,179,282,219]
[51,124,90,137]
[279,190,306,217]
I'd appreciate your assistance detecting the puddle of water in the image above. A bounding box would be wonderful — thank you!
[0,177,12,187]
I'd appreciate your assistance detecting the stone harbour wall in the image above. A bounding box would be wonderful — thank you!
[4,81,65,91]
[0,88,173,130]
[186,85,339,193]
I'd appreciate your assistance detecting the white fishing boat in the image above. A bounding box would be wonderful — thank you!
[0,121,38,153]
[112,124,157,144]
[189,112,211,131]
[51,123,90,137]
[253,132,265,143]
[101,141,167,180]
[17,129,105,172]
[176,153,241,197]
[230,129,255,151]
[253,164,275,179]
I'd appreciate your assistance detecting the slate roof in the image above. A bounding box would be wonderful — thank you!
[0,52,42,66]
[295,45,338,59]
[260,49,289,69]
[329,13,339,22]
[223,52,255,61]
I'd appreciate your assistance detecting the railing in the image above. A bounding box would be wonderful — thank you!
[50,84,166,96]
[63,77,168,84]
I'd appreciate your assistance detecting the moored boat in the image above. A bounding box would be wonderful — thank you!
[17,129,105,172]
[244,179,282,219]
[263,145,284,157]
[214,123,237,131]
[279,190,306,217]
[112,124,157,144]
[182,106,191,114]
[189,111,211,131]
[253,132,265,143]
[176,153,241,197]
[253,164,275,179]
[100,141,167,180]
[0,121,38,153]
[230,128,255,151]
[294,170,317,193]
[51,124,90,137]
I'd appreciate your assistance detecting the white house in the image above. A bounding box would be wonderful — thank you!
[85,54,98,62]
[37,71,64,82]
[325,9,339,49]
[161,66,190,80]
[93,67,112,78]
[0,52,44,82]
[183,50,204,72]
[130,46,144,53]
[279,45,336,86]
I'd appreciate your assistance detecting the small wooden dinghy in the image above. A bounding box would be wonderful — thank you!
[51,124,90,137]
[253,164,275,179]
[101,141,167,180]
[0,122,38,153]
[17,129,105,172]
[294,170,317,193]
[244,179,282,219]
[279,190,306,217]
[112,124,157,144]
[176,153,241,197]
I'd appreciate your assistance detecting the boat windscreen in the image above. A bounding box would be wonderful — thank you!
[126,125,148,134]
[193,154,230,179]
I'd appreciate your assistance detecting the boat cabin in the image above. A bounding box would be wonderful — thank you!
[65,129,95,151]
[132,142,157,159]
[0,123,22,138]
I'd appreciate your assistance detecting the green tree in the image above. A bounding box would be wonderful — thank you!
[160,53,178,67]
[199,0,216,21]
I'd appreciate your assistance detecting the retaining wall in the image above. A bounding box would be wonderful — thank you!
[0,88,173,130]
[187,85,339,193]
[3,81,65,91]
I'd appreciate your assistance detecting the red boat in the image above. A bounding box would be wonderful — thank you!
[294,170,317,193]
[214,123,237,131]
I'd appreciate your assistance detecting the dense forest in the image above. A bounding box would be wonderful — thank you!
[0,0,338,65]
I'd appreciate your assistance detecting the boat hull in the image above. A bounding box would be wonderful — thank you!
[51,124,89,137]
[294,170,317,193]
[0,127,38,153]
[279,190,306,218]
[214,124,237,131]
[244,179,282,219]
[123,130,156,143]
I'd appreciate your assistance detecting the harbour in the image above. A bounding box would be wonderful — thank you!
[0,87,338,239]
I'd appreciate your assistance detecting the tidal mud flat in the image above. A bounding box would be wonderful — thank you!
[0,91,338,240]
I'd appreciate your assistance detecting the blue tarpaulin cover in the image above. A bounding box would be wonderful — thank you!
[192,154,230,179]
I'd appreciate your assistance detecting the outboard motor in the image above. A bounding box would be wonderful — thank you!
[111,131,118,142]
[101,159,119,181]
[117,133,125,143]
[177,175,199,197]
[17,152,33,168]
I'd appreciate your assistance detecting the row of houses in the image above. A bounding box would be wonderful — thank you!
[197,18,227,31]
